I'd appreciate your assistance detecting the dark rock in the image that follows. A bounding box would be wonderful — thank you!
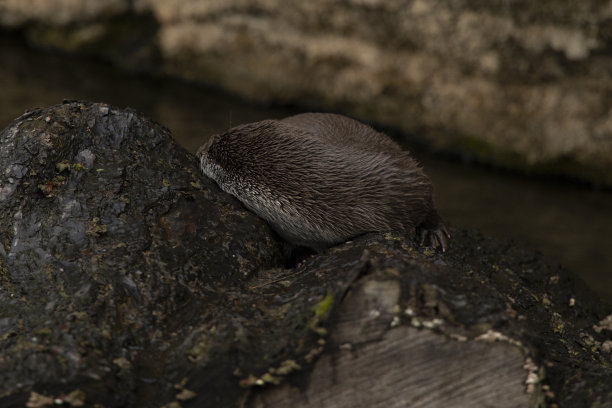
[250,231,612,407]
[0,101,287,406]
[3,0,612,184]
[0,102,611,407]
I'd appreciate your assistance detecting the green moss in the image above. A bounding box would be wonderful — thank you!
[86,217,108,236]
[37,174,66,197]
[33,328,52,336]
[260,372,281,385]
[551,312,565,334]
[57,160,88,172]
[308,292,334,331]
[274,359,301,376]
[311,293,333,321]
[579,331,601,354]
[56,160,71,173]
[0,264,15,295]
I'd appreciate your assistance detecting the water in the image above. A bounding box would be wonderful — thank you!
[422,155,612,304]
[2,34,611,303]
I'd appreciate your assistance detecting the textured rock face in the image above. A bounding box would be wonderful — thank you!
[2,0,612,184]
[0,102,611,407]
[0,101,285,406]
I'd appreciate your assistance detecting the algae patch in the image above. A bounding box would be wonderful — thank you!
[308,292,334,331]
[56,160,89,173]
[86,217,107,236]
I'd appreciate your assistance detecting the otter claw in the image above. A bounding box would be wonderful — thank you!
[418,225,450,252]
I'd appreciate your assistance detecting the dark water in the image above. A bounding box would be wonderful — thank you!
[2,34,611,303]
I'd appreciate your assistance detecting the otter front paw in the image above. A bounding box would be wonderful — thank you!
[418,223,450,252]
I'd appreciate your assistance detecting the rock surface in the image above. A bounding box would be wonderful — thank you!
[0,101,286,406]
[1,0,612,185]
[0,102,611,407]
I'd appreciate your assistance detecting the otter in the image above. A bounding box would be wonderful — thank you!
[197,113,449,251]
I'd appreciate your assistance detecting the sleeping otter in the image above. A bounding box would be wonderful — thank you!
[197,113,449,251]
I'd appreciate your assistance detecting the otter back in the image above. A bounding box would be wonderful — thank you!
[197,113,448,250]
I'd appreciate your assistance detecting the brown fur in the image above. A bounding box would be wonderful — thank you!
[197,113,449,250]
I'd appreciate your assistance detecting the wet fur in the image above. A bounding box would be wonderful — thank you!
[197,113,449,250]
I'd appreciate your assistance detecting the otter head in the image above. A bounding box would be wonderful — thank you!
[196,121,279,189]
[196,135,218,180]
[196,127,257,200]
